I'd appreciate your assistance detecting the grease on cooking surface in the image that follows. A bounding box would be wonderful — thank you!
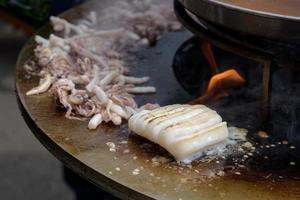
[76,124,300,199]
[16,0,300,199]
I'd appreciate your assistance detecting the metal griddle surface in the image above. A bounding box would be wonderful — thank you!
[16,1,300,199]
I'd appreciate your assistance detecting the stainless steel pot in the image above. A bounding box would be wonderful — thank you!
[178,0,300,42]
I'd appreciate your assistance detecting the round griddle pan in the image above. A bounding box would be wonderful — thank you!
[16,0,300,199]
[178,0,300,42]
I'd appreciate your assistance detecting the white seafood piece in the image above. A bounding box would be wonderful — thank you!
[35,35,49,47]
[145,105,209,142]
[26,74,53,96]
[128,104,229,163]
[99,71,119,86]
[111,113,122,125]
[129,104,189,137]
[123,76,149,84]
[86,65,100,92]
[168,122,228,163]
[93,86,128,119]
[88,11,97,24]
[158,110,222,146]
[88,113,103,130]
[126,86,156,94]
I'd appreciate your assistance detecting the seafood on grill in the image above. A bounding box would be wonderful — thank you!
[128,104,229,163]
[24,0,182,129]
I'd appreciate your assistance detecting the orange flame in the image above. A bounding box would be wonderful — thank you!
[192,69,245,104]
[201,41,218,75]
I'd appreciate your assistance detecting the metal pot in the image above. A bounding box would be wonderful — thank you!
[177,0,300,42]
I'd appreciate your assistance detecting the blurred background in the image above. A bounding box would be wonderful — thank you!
[0,1,118,199]
[0,20,75,200]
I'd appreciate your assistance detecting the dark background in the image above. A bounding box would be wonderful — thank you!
[0,1,120,195]
[0,22,75,199]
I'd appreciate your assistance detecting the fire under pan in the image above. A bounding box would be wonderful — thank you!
[16,0,300,199]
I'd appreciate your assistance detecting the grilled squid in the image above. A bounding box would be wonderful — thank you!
[128,104,229,163]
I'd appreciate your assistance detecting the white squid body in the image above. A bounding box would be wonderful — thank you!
[128,104,229,164]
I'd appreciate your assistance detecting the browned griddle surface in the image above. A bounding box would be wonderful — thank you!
[219,0,300,16]
[16,1,300,199]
